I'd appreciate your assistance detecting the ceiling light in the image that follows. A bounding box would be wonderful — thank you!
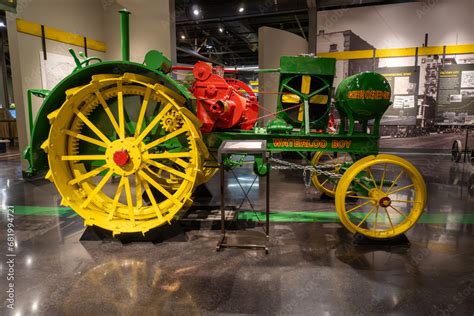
[0,21,5,28]
[180,35,186,40]
[238,7,244,13]
[219,27,224,33]
[193,8,200,16]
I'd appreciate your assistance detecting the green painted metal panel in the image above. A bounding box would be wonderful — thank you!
[279,56,336,76]
[25,60,194,176]
[204,131,379,154]
[335,71,392,120]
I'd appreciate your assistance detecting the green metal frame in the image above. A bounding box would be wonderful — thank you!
[277,56,336,134]
[204,131,379,155]
[24,9,387,179]
[24,58,194,177]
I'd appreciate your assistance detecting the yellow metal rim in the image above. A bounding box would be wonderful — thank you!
[335,154,426,239]
[44,73,205,235]
[311,151,352,197]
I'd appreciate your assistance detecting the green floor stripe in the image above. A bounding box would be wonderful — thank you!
[4,206,76,217]
[238,211,474,224]
[3,206,473,225]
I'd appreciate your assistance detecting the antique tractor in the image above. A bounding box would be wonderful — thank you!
[24,10,426,239]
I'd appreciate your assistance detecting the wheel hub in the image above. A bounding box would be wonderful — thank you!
[106,138,144,176]
[379,196,392,208]
[113,150,130,167]
[369,189,391,208]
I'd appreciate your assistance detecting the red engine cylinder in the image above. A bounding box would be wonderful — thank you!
[191,61,259,133]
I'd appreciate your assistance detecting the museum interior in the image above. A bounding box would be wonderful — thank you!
[0,0,473,314]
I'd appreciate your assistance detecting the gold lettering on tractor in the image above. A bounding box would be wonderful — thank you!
[332,140,352,149]
[272,138,349,149]
[347,90,391,100]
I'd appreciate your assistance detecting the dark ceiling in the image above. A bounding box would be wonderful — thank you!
[175,0,416,66]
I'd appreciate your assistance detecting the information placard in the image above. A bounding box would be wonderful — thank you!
[376,66,419,126]
[437,64,474,124]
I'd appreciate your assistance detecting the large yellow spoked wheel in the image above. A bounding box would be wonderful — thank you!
[335,154,426,239]
[311,151,353,197]
[43,73,207,235]
[200,155,219,185]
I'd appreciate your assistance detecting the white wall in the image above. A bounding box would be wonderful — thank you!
[7,0,106,165]
[317,0,474,50]
[105,0,172,62]
[7,0,173,170]
[258,27,308,122]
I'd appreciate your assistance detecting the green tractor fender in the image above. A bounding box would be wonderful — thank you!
[24,56,194,177]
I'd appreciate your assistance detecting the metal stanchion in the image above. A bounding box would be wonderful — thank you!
[216,140,269,254]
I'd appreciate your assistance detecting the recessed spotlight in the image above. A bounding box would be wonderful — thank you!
[238,7,244,13]
[219,27,224,33]
[180,35,186,40]
[193,8,200,16]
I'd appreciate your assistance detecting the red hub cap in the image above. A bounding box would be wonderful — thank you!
[379,196,391,208]
[113,150,130,167]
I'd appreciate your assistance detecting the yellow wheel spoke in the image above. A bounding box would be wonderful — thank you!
[353,179,372,192]
[65,130,107,148]
[373,206,379,232]
[379,163,387,190]
[147,152,192,160]
[108,177,124,221]
[391,199,420,203]
[346,200,372,213]
[142,177,164,221]
[117,83,125,139]
[138,170,179,204]
[74,110,111,144]
[134,87,152,137]
[356,206,376,228]
[384,207,395,232]
[136,174,143,208]
[385,170,404,193]
[69,165,109,185]
[171,158,189,169]
[389,205,407,218]
[387,183,415,195]
[366,167,378,189]
[320,177,330,187]
[123,176,135,225]
[346,195,372,200]
[147,160,192,182]
[62,155,106,161]
[95,91,120,136]
[135,103,173,144]
[143,127,188,151]
[81,169,114,208]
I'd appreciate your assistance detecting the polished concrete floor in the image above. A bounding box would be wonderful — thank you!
[0,150,473,315]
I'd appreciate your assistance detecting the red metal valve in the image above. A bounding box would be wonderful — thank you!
[113,150,130,167]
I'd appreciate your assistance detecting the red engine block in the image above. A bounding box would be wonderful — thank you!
[191,61,259,133]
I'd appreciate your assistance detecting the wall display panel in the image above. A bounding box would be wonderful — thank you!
[376,66,420,126]
[436,64,474,124]
[39,52,76,90]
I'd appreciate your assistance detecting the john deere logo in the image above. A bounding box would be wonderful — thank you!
[348,90,390,100]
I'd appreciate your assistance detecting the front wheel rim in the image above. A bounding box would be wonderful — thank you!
[335,154,426,239]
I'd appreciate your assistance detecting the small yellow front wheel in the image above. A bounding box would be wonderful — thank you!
[311,151,353,197]
[335,154,426,239]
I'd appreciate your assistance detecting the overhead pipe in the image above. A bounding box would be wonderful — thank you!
[176,46,224,66]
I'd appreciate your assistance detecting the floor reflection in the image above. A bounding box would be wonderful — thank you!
[0,154,473,314]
